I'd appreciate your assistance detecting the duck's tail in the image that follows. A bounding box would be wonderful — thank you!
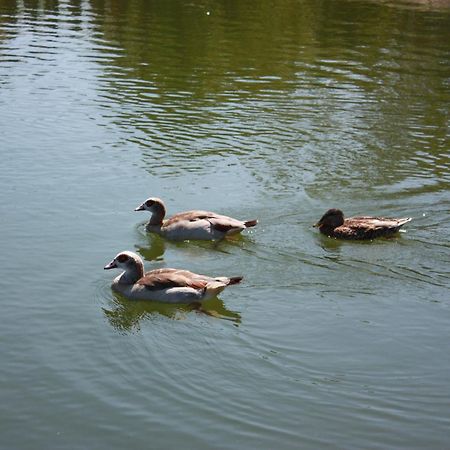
[244,219,258,228]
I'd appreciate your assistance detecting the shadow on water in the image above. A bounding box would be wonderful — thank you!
[103,292,241,333]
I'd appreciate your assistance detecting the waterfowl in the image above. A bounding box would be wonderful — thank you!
[104,251,243,303]
[134,197,258,241]
[314,208,412,240]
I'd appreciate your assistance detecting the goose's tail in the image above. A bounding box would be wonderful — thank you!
[214,276,243,286]
[398,217,412,227]
[393,217,412,231]
[227,276,243,285]
[244,219,258,228]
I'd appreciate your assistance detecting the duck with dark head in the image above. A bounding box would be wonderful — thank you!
[314,208,412,240]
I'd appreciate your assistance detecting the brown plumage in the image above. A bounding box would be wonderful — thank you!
[136,269,208,290]
[136,268,242,290]
[314,208,412,240]
[164,210,225,228]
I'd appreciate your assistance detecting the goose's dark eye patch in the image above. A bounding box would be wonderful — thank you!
[117,254,129,263]
[145,200,154,207]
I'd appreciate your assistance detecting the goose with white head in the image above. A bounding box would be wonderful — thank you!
[104,251,242,303]
[134,197,258,241]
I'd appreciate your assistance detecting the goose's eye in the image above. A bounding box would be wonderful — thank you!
[117,254,129,263]
[145,200,154,207]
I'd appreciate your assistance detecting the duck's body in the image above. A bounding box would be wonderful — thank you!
[104,251,242,303]
[135,197,257,241]
[314,209,412,240]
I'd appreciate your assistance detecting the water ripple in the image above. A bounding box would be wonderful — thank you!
[1,1,450,448]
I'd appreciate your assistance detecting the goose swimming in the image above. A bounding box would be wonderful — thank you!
[135,197,258,241]
[104,251,243,303]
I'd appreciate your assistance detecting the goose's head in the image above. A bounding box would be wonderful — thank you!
[104,251,145,284]
[314,208,345,230]
[134,197,165,214]
[104,251,142,271]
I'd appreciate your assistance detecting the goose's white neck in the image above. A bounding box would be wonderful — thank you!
[116,259,144,285]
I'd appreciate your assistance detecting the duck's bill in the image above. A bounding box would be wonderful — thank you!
[134,204,145,211]
[104,260,117,270]
[313,222,320,228]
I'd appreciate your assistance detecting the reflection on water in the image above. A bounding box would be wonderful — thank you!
[135,222,252,262]
[81,0,450,197]
[135,231,166,261]
[103,292,241,333]
[366,0,450,10]
[316,228,409,252]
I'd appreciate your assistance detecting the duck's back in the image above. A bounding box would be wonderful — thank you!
[333,216,412,240]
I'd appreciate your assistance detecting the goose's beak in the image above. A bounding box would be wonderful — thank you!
[134,204,145,211]
[104,259,117,270]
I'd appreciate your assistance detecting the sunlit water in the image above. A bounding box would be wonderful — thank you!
[1,1,449,449]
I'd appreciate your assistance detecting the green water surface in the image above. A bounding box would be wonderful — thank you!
[0,1,449,449]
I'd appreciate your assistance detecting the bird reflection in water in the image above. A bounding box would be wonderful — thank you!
[136,233,166,261]
[135,225,248,262]
[103,292,242,333]
[316,227,404,255]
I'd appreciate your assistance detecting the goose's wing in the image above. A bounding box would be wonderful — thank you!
[137,268,208,290]
[164,210,218,226]
[165,210,247,233]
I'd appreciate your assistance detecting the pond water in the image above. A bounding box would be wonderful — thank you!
[1,0,449,449]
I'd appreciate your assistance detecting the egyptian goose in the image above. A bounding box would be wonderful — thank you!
[134,197,257,241]
[104,251,242,303]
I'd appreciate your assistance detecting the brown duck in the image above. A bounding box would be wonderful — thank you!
[314,208,412,240]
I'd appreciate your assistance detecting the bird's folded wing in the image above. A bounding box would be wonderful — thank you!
[137,269,207,290]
